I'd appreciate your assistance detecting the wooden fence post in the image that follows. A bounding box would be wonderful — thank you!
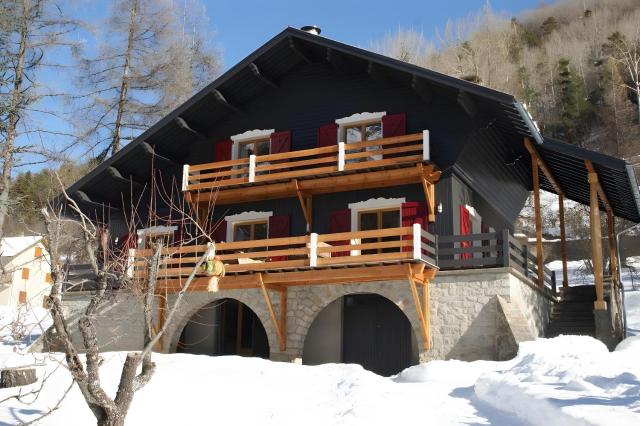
[502,229,511,267]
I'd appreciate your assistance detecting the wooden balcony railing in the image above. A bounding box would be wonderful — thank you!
[182,132,430,192]
[129,224,437,280]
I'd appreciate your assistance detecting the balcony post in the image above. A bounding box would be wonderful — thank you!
[181,164,189,191]
[338,142,345,171]
[413,223,422,260]
[589,172,606,311]
[309,233,318,267]
[249,155,256,183]
[422,130,430,161]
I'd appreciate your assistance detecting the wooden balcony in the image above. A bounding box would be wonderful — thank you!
[130,225,437,293]
[183,132,439,206]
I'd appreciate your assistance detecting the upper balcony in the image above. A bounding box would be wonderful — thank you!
[182,132,439,206]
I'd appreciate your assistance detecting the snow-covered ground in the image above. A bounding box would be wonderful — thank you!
[1,302,640,425]
[0,305,51,353]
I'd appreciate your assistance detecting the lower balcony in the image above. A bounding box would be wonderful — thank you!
[130,225,438,292]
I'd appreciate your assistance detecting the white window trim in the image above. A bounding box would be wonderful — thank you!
[224,211,273,242]
[230,129,275,160]
[136,226,177,246]
[347,197,405,256]
[335,112,386,143]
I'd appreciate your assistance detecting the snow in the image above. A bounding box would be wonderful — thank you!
[0,305,51,353]
[0,236,42,258]
[625,290,640,336]
[1,294,639,425]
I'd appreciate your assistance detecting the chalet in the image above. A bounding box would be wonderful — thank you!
[60,27,640,376]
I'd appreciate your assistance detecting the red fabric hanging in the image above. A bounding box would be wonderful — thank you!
[211,220,227,243]
[460,205,472,260]
[382,113,407,159]
[214,139,233,162]
[401,202,427,253]
[268,215,290,261]
[270,130,291,153]
[329,209,351,257]
[317,123,338,147]
[382,113,406,138]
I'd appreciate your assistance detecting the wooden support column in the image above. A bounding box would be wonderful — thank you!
[607,209,619,286]
[279,288,287,350]
[256,273,286,351]
[294,179,312,231]
[558,194,569,288]
[407,265,430,350]
[588,172,606,311]
[417,163,437,222]
[422,280,431,350]
[531,155,545,289]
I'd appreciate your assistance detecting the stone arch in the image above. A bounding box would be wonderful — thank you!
[289,281,425,365]
[164,289,279,356]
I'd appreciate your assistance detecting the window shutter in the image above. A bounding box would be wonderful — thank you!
[270,130,291,154]
[401,202,427,253]
[268,215,290,261]
[212,220,227,243]
[382,113,406,138]
[214,139,233,162]
[459,205,472,260]
[317,123,338,147]
[329,209,351,257]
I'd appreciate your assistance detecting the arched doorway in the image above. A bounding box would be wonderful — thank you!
[303,293,418,376]
[177,298,269,358]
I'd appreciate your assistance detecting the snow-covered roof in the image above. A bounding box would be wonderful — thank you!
[0,236,42,258]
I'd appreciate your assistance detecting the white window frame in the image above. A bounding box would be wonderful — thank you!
[224,211,273,242]
[230,129,275,160]
[335,112,386,162]
[347,197,405,256]
[136,225,177,248]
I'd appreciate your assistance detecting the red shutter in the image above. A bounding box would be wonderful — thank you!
[270,130,291,153]
[329,209,351,257]
[317,123,338,147]
[212,220,227,243]
[214,139,233,162]
[460,205,472,260]
[401,202,427,253]
[268,215,290,261]
[118,232,137,252]
[382,113,406,138]
[382,113,406,159]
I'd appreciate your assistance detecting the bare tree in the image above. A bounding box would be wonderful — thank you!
[74,0,220,161]
[0,0,80,242]
[39,172,222,426]
[604,29,640,125]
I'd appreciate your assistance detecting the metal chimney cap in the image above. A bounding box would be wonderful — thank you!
[301,25,321,35]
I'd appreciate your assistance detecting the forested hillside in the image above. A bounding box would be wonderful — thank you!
[375,0,640,164]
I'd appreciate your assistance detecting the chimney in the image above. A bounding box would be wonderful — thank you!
[301,25,321,36]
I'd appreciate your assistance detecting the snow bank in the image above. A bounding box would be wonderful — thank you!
[625,290,640,336]
[475,336,640,426]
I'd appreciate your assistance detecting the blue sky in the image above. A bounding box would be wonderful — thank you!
[207,0,542,68]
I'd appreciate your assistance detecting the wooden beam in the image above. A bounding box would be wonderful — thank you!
[407,265,429,349]
[559,194,569,288]
[294,179,312,231]
[422,279,431,350]
[607,209,619,287]
[248,63,279,89]
[288,37,312,64]
[211,89,241,114]
[523,138,564,196]
[585,160,611,212]
[532,154,545,289]
[106,166,144,189]
[279,288,287,351]
[256,273,286,351]
[589,172,606,310]
[140,142,177,167]
[174,116,207,139]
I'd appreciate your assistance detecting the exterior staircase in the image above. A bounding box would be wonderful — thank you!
[546,285,596,337]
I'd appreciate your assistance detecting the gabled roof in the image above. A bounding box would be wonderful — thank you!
[64,27,640,223]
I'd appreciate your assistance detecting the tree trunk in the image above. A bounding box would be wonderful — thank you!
[636,85,640,125]
[110,0,138,157]
[0,0,29,241]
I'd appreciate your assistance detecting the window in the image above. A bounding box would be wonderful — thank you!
[237,138,270,159]
[21,268,30,280]
[358,208,400,254]
[45,273,52,283]
[19,291,27,304]
[233,220,268,242]
[344,120,383,163]
[34,246,43,258]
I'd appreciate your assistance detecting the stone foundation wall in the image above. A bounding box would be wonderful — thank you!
[54,267,555,363]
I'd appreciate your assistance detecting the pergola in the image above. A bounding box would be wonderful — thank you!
[524,137,640,311]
